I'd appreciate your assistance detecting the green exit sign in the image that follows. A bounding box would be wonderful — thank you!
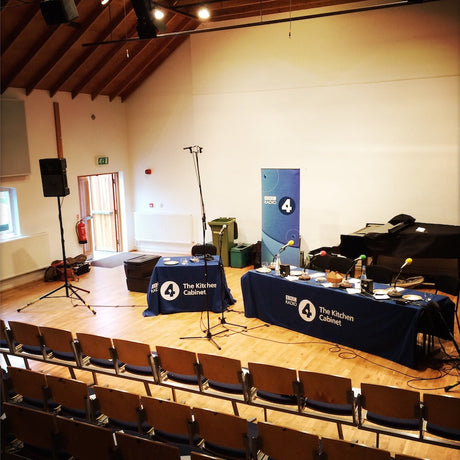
[97,156,109,165]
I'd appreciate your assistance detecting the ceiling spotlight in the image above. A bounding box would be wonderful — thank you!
[153,8,164,20]
[100,0,110,5]
[198,6,210,19]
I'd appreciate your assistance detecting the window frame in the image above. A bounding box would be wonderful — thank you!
[0,186,20,240]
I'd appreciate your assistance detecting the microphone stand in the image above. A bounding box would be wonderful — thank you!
[387,264,408,298]
[180,146,220,350]
[209,230,247,333]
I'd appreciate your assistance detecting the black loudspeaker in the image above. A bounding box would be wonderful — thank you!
[40,0,78,25]
[39,158,70,197]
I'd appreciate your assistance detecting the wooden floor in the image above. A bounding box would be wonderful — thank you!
[1,260,459,460]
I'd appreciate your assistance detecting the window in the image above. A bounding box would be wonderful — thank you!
[0,187,20,239]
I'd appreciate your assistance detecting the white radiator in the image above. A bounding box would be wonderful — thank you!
[0,233,50,281]
[134,213,194,254]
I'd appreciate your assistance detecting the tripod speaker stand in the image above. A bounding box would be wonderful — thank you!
[18,158,95,315]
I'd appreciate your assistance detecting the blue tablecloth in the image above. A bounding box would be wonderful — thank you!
[241,270,455,368]
[144,257,235,316]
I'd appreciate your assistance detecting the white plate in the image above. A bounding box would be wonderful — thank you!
[291,270,303,276]
[402,294,422,301]
[164,260,179,265]
[256,267,271,273]
[374,289,389,295]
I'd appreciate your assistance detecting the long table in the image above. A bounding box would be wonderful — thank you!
[144,256,235,316]
[241,269,455,368]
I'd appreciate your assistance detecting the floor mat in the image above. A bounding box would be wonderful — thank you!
[90,253,142,268]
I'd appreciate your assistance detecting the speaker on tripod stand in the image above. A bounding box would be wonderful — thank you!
[39,158,70,197]
[18,158,95,314]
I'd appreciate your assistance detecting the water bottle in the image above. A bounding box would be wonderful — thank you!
[274,254,281,275]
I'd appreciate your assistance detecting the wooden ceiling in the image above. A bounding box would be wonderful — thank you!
[1,0,410,102]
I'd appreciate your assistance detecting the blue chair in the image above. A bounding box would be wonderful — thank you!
[247,362,300,421]
[422,392,460,446]
[358,382,422,447]
[298,370,357,439]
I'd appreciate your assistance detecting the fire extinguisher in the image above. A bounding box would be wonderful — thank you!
[76,217,88,244]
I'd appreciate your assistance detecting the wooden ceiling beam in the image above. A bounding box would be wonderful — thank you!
[50,5,135,97]
[26,4,109,96]
[70,10,138,98]
[1,21,62,94]
[90,13,194,100]
[0,3,41,57]
[113,16,197,101]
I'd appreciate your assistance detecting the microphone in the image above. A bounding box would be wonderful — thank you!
[388,257,413,298]
[218,224,227,236]
[311,250,327,258]
[401,257,413,269]
[345,254,366,278]
[279,240,294,253]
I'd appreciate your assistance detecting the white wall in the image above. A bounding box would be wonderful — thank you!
[0,89,130,283]
[1,0,459,285]
[126,0,460,253]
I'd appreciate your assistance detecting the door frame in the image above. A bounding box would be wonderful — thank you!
[78,172,121,259]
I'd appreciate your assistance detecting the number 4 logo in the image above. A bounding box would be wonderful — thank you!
[298,299,316,322]
[160,281,180,301]
[279,196,296,215]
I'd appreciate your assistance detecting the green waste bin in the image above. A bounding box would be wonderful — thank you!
[230,243,253,268]
[208,217,237,266]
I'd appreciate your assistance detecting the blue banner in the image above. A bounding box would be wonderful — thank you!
[261,168,300,266]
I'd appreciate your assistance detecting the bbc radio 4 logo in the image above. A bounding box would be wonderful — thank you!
[285,295,316,322]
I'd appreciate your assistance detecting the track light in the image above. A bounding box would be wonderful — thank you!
[153,7,164,20]
[197,6,210,19]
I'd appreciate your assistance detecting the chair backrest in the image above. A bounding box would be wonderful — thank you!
[423,393,460,440]
[360,383,421,421]
[40,325,77,357]
[46,373,93,420]
[321,436,392,460]
[310,253,334,272]
[255,421,319,460]
[434,275,460,309]
[366,264,396,285]
[140,395,194,441]
[299,370,354,406]
[247,361,298,399]
[193,407,250,459]
[192,244,217,256]
[56,414,116,459]
[113,337,155,371]
[3,402,58,452]
[115,431,181,460]
[7,365,49,409]
[155,345,199,380]
[198,352,245,387]
[8,320,43,354]
[328,256,355,276]
[360,382,422,436]
[76,332,115,361]
[94,385,142,429]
